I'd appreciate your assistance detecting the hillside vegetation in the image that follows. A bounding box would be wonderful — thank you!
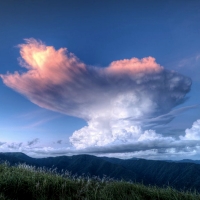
[0,161,200,200]
[1,152,200,192]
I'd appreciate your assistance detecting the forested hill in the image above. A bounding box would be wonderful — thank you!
[1,152,200,191]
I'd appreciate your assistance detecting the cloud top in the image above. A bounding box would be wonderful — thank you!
[107,56,163,75]
[1,39,192,149]
[180,119,200,140]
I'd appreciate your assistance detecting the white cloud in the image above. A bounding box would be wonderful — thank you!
[180,119,200,140]
[1,126,200,160]
[70,119,142,149]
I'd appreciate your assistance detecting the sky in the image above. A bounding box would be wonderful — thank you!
[0,0,200,160]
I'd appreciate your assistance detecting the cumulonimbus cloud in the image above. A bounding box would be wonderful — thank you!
[1,38,192,150]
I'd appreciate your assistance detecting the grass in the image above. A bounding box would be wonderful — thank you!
[0,161,199,200]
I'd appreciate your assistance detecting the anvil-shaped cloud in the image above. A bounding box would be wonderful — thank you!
[1,39,192,149]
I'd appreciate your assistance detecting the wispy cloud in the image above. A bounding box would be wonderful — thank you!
[22,115,60,129]
[177,53,200,68]
[0,142,6,146]
[0,38,193,155]
[27,138,39,146]
[56,140,62,144]
[7,142,23,150]
[143,105,198,129]
[16,109,61,129]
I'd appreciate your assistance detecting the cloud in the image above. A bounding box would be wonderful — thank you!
[27,138,39,146]
[180,119,200,140]
[1,122,200,160]
[1,38,192,151]
[0,142,6,146]
[178,53,200,68]
[2,136,199,160]
[7,142,23,150]
[57,140,62,144]
[143,105,198,129]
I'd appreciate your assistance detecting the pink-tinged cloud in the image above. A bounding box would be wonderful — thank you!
[107,57,163,75]
[1,38,192,149]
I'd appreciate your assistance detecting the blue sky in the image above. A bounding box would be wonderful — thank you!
[0,0,200,159]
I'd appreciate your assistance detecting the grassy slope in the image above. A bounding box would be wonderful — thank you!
[0,162,199,200]
[1,153,200,192]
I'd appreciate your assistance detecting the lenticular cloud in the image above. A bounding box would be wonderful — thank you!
[1,38,192,149]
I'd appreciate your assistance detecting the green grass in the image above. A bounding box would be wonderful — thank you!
[0,161,199,200]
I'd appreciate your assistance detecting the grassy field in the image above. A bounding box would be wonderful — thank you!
[0,161,199,200]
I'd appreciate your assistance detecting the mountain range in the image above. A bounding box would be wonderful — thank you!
[0,152,200,192]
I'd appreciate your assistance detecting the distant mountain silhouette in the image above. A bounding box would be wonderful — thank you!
[0,152,200,191]
[175,159,200,165]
